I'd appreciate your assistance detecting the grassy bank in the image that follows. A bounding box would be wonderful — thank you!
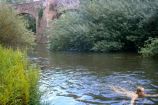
[0,46,40,105]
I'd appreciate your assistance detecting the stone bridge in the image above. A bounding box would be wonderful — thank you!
[12,0,51,43]
[11,0,80,43]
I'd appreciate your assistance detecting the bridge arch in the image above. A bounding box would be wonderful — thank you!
[19,13,36,33]
[18,11,37,20]
[11,0,80,43]
[11,0,47,43]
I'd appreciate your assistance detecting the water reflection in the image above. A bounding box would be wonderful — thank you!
[29,44,158,105]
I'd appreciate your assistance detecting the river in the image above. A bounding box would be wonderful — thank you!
[29,44,158,105]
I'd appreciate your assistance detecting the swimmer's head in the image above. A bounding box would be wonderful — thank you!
[136,86,145,96]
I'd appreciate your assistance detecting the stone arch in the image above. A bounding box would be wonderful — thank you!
[17,11,37,20]
[18,11,39,34]
[11,0,80,43]
[18,12,37,33]
[14,6,39,34]
[12,1,46,42]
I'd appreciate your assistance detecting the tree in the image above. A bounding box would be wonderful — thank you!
[47,0,158,54]
[0,5,35,47]
[22,14,36,33]
[140,38,158,57]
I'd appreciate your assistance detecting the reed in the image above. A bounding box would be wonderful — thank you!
[0,46,40,105]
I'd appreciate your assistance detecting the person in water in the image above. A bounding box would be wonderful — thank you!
[111,86,158,105]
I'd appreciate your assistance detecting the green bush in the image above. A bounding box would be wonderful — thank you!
[140,38,158,57]
[49,12,94,51]
[0,46,40,105]
[22,14,36,33]
[0,5,35,47]
[47,0,158,53]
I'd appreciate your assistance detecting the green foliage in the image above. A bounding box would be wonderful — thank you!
[92,41,123,52]
[0,5,35,47]
[47,0,158,54]
[140,38,158,57]
[22,14,36,33]
[0,46,40,105]
[49,12,93,51]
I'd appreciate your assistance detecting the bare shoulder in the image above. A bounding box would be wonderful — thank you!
[132,94,138,99]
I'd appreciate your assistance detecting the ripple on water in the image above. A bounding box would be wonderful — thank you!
[40,67,158,105]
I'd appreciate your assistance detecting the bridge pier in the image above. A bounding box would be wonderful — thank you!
[36,14,48,43]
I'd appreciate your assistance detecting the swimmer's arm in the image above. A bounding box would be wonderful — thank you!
[111,86,134,97]
[145,94,158,97]
[130,96,137,105]
[118,87,130,93]
[130,99,135,105]
[111,86,124,94]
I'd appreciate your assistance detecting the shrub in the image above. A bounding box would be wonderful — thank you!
[0,5,35,47]
[22,14,36,33]
[47,0,158,53]
[48,12,93,51]
[0,46,40,105]
[140,38,158,57]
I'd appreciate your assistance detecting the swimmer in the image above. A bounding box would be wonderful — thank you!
[110,86,158,105]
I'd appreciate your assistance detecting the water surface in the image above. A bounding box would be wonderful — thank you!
[29,44,158,105]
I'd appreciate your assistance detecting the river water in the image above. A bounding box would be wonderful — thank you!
[29,44,158,105]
